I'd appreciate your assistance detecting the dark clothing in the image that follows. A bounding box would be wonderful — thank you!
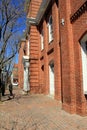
[1,82,5,96]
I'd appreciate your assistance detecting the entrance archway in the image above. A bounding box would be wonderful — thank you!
[80,33,87,94]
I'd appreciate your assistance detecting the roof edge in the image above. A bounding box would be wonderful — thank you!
[27,0,51,26]
[36,0,51,25]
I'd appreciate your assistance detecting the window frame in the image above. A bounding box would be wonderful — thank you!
[48,15,53,43]
[40,29,44,51]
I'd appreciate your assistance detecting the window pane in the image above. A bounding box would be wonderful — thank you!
[49,16,53,43]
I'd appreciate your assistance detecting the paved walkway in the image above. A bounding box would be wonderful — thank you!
[0,88,87,130]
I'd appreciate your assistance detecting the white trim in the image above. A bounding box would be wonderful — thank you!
[27,40,29,56]
[49,62,54,97]
[48,15,53,43]
[40,30,44,50]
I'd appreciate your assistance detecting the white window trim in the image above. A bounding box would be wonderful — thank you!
[40,30,44,50]
[48,15,53,43]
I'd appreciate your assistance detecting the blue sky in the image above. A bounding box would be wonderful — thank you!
[8,0,27,64]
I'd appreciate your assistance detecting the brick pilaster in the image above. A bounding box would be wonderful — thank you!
[52,1,61,101]
[29,26,40,93]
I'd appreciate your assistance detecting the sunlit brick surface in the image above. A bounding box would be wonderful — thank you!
[0,88,87,130]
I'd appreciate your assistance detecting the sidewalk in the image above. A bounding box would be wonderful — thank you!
[0,88,87,130]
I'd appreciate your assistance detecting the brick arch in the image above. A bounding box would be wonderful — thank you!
[49,59,54,65]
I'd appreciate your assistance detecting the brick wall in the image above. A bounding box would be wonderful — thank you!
[35,1,62,100]
[52,1,61,100]
[60,0,87,115]
[38,0,61,100]
[29,26,40,93]
[59,0,76,114]
[70,0,85,15]
[71,2,87,115]
[12,64,18,82]
[18,40,25,88]
[27,0,87,115]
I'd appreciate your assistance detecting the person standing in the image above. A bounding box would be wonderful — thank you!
[1,81,5,96]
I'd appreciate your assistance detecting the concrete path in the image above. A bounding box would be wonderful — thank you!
[0,88,87,130]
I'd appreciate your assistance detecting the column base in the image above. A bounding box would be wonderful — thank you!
[22,90,29,95]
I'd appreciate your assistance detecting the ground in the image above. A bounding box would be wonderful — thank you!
[0,88,87,130]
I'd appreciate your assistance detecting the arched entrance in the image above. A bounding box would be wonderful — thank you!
[80,33,87,94]
[49,61,54,97]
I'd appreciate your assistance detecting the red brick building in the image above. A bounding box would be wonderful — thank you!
[18,37,30,92]
[12,64,18,84]
[18,39,25,88]
[18,0,87,115]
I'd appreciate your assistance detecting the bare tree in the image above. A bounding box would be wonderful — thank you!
[0,0,26,100]
[0,0,26,68]
[24,0,30,13]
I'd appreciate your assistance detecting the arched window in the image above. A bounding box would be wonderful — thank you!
[48,15,53,43]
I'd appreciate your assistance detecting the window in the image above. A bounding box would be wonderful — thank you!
[40,30,44,50]
[48,15,53,43]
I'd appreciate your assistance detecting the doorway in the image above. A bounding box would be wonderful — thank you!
[49,61,54,97]
[80,33,87,94]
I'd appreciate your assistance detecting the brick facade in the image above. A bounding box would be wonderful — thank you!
[12,64,18,83]
[59,0,87,115]
[18,40,25,88]
[27,0,42,18]
[19,0,87,116]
